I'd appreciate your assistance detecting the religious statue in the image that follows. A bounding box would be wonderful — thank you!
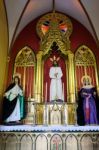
[2,74,25,124]
[77,75,99,125]
[49,56,64,102]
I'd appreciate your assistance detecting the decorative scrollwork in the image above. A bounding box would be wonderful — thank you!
[36,12,73,56]
[15,46,35,66]
[37,12,73,39]
[75,45,95,66]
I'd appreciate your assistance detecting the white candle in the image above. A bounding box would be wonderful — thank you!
[45,82,47,102]
[64,105,68,125]
[62,82,64,101]
[34,84,37,100]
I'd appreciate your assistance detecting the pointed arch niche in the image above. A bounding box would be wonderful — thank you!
[75,45,99,94]
[50,134,63,150]
[43,49,67,102]
[14,46,36,98]
[36,12,75,103]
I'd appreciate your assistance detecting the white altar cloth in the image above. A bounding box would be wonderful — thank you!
[0,125,99,132]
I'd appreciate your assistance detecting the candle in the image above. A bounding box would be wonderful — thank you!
[45,82,47,102]
[29,67,32,98]
[62,82,64,101]
[64,105,68,125]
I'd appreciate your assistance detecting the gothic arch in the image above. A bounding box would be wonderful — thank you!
[35,134,48,150]
[14,46,36,98]
[65,134,78,150]
[75,45,99,93]
[80,134,93,150]
[35,12,75,103]
[20,134,33,150]
[5,134,18,150]
[50,134,63,150]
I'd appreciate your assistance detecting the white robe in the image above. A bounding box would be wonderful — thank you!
[49,66,63,101]
[5,84,23,122]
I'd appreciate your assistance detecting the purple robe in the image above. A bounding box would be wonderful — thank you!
[80,86,98,125]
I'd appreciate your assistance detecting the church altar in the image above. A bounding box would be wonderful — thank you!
[1,10,99,150]
[0,125,99,150]
[0,124,99,132]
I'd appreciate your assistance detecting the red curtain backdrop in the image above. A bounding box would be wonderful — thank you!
[25,66,34,98]
[76,65,96,91]
[15,66,34,98]
[43,51,67,102]
[15,67,24,86]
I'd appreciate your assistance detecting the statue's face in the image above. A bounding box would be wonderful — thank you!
[14,76,20,84]
[83,78,90,85]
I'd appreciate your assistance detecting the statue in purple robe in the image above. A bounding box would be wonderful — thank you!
[77,75,99,125]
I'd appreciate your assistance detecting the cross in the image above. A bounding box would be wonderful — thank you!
[53,136,61,150]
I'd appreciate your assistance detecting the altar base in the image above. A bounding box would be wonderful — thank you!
[0,125,99,150]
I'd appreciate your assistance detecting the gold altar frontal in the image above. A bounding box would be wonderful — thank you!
[24,101,76,125]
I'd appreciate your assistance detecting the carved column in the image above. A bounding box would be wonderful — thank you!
[95,62,99,96]
[35,51,43,102]
[68,52,75,103]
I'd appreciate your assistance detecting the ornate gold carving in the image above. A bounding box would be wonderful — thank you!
[36,104,43,124]
[75,45,99,96]
[15,46,35,66]
[75,45,95,66]
[36,51,43,60]
[36,12,76,103]
[24,101,76,125]
[37,12,73,39]
[14,46,36,99]
[37,12,73,55]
